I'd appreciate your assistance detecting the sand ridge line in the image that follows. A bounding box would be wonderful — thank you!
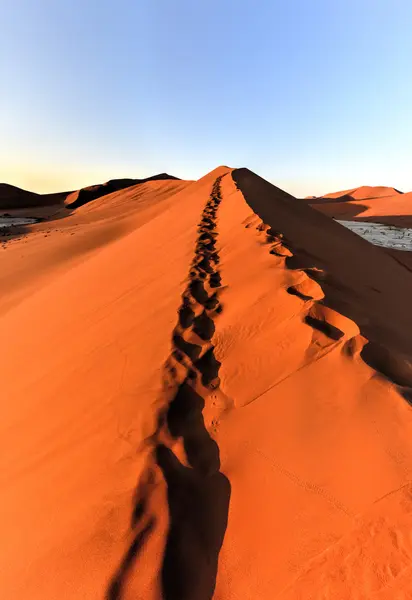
[230,211,360,411]
[106,176,231,600]
[259,219,412,403]
[245,217,360,344]
[235,170,412,406]
[241,197,412,401]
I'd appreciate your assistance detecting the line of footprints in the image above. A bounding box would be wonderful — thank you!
[164,176,224,393]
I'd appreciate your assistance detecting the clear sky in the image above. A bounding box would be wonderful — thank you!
[1,0,411,197]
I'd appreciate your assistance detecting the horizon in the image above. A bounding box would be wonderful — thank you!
[1,1,412,198]
[1,166,409,200]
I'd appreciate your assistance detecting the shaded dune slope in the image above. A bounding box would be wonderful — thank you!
[234,169,412,359]
[2,167,412,599]
[0,183,70,209]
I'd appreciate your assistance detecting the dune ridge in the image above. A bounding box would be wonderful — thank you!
[237,178,412,397]
[318,185,403,201]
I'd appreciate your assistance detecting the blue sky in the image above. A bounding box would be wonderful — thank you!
[1,0,411,197]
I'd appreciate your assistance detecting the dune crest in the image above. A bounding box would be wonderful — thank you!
[319,184,403,201]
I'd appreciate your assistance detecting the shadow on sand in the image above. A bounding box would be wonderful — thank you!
[156,381,230,600]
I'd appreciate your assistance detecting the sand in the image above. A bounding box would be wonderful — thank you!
[309,185,412,227]
[309,183,412,275]
[2,168,412,599]
[65,174,180,209]
[0,183,69,209]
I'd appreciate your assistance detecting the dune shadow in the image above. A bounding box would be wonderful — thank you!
[0,223,33,243]
[360,341,412,388]
[156,176,229,599]
[304,315,344,341]
[106,518,155,600]
[308,198,369,220]
[287,285,312,301]
[156,379,230,600]
[157,445,230,600]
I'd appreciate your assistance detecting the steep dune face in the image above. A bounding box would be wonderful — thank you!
[2,167,412,599]
[234,169,412,358]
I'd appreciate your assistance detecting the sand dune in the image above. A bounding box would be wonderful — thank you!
[2,167,412,599]
[0,173,180,211]
[65,174,180,209]
[0,182,70,209]
[309,185,412,226]
[0,177,190,316]
[321,185,403,200]
[309,183,412,271]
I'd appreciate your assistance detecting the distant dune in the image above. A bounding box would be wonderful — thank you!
[0,173,180,210]
[64,173,180,209]
[0,183,70,209]
[308,184,412,226]
[2,168,412,599]
[321,185,403,201]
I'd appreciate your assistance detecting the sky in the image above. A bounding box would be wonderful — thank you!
[1,0,411,197]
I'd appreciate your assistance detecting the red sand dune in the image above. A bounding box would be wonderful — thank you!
[2,168,412,599]
[308,184,412,226]
[322,185,402,200]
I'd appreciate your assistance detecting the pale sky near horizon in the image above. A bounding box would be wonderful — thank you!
[1,0,411,197]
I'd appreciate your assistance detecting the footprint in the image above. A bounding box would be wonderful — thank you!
[306,304,359,341]
[287,277,325,301]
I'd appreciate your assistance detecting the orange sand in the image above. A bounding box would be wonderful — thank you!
[309,183,412,272]
[2,169,412,599]
[309,184,412,227]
